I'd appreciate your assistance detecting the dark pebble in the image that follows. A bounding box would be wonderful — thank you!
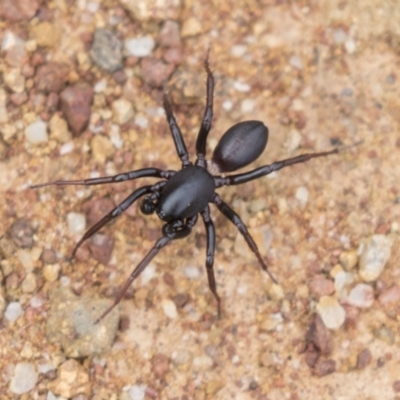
[158,20,181,48]
[140,57,175,88]
[1,0,39,21]
[313,359,336,377]
[152,353,169,380]
[9,218,34,248]
[357,348,372,369]
[305,314,332,355]
[88,233,114,264]
[393,380,400,393]
[35,62,69,93]
[40,248,58,264]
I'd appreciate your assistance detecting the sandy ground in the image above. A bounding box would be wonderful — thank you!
[1,0,400,399]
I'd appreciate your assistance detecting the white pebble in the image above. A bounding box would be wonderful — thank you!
[30,295,45,308]
[295,186,309,207]
[345,38,356,54]
[67,212,86,234]
[112,98,134,125]
[222,100,233,111]
[345,283,374,308]
[9,363,38,394]
[316,296,345,330]
[230,44,247,57]
[241,99,255,113]
[38,363,55,374]
[134,116,148,128]
[359,234,393,282]
[332,28,347,44]
[161,299,178,319]
[129,384,146,400]
[183,265,201,279]
[46,391,57,400]
[94,79,107,93]
[5,301,22,322]
[233,81,250,92]
[289,55,302,70]
[125,36,155,57]
[25,120,48,144]
[59,141,75,155]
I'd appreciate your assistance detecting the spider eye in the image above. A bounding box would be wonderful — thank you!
[140,197,155,215]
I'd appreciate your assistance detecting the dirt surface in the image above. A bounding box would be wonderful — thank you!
[1,0,400,399]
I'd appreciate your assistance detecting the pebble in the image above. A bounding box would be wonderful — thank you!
[295,186,309,207]
[332,28,347,44]
[158,20,181,48]
[47,359,90,398]
[289,55,303,70]
[152,353,169,379]
[357,348,372,369]
[90,28,123,72]
[233,80,250,92]
[161,299,178,319]
[339,250,358,271]
[90,134,115,163]
[181,17,203,37]
[306,314,331,354]
[313,359,336,377]
[359,234,393,282]
[60,83,93,136]
[1,0,39,21]
[140,57,175,88]
[183,265,201,279]
[87,233,114,265]
[35,62,69,93]
[43,263,61,282]
[373,326,395,345]
[9,219,35,248]
[112,98,134,125]
[49,114,72,143]
[4,68,25,93]
[125,36,155,57]
[21,272,37,293]
[30,22,60,48]
[309,274,334,299]
[67,212,86,234]
[231,44,248,58]
[171,349,193,370]
[241,98,255,113]
[334,270,353,294]
[9,363,38,394]
[5,301,23,322]
[379,284,400,306]
[121,0,180,21]
[316,295,346,330]
[345,283,374,308]
[3,32,27,67]
[25,119,48,144]
[46,287,119,358]
[129,384,146,400]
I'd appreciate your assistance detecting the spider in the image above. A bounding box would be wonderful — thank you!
[32,57,340,323]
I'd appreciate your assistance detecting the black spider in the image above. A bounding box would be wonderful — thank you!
[32,58,339,322]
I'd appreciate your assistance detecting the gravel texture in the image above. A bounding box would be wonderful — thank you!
[0,0,400,399]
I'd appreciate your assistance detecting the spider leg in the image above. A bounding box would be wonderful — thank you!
[214,149,339,187]
[30,168,174,189]
[200,206,221,318]
[195,53,215,167]
[163,93,191,168]
[212,194,277,283]
[95,215,198,323]
[71,185,153,259]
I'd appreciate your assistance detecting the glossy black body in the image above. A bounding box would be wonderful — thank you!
[157,166,215,221]
[31,55,340,323]
[212,120,268,172]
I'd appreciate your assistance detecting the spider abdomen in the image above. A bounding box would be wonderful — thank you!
[157,165,215,222]
[211,120,268,172]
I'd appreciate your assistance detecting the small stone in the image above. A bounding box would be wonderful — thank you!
[5,301,23,322]
[332,28,347,44]
[9,219,35,248]
[183,265,201,279]
[313,359,336,377]
[152,353,169,379]
[25,119,48,144]
[359,234,393,282]
[35,62,69,93]
[47,359,90,398]
[140,57,175,88]
[21,272,37,293]
[46,287,119,358]
[60,83,93,136]
[158,20,181,48]
[357,348,372,369]
[379,284,400,306]
[306,314,332,355]
[295,186,309,207]
[205,380,225,396]
[373,326,395,345]
[30,22,60,47]
[259,313,283,332]
[4,68,25,93]
[43,264,60,282]
[345,284,374,308]
[112,98,134,125]
[316,295,346,330]
[121,0,180,21]
[129,384,146,400]
[393,380,400,393]
[1,0,39,21]
[181,17,202,37]
[90,135,115,163]
[9,363,38,394]
[88,233,114,265]
[90,28,123,72]
[231,44,247,58]
[161,299,178,319]
[339,250,358,271]
[67,212,86,234]
[268,283,284,300]
[309,274,334,299]
[49,114,72,143]
[125,36,155,57]
[289,55,303,70]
